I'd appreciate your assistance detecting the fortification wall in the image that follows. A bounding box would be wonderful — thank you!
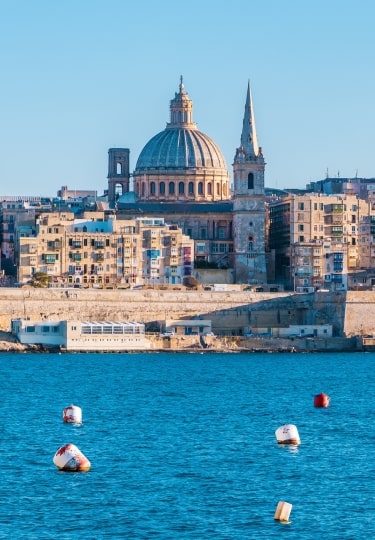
[0,288,370,337]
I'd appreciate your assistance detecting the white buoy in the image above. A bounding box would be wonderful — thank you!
[53,443,91,471]
[274,501,292,522]
[63,404,82,424]
[275,424,301,445]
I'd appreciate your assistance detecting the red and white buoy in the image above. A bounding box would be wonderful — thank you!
[275,424,301,445]
[314,392,330,408]
[53,443,91,472]
[63,404,82,424]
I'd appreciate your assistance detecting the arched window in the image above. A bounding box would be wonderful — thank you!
[116,162,122,175]
[207,182,212,195]
[179,182,185,195]
[248,173,254,190]
[150,182,156,195]
[216,183,220,196]
[169,182,175,195]
[223,184,227,197]
[198,182,203,195]
[141,182,145,197]
[188,182,194,195]
[248,235,254,252]
[160,182,165,195]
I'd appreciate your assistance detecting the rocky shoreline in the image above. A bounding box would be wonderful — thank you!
[0,331,360,353]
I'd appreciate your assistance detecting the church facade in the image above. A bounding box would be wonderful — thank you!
[107,79,267,285]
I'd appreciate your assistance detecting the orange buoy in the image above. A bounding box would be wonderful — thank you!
[53,443,91,471]
[63,404,82,424]
[274,501,293,522]
[314,392,330,408]
[275,424,301,445]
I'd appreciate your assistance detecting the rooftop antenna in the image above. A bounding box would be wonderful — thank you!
[326,167,329,178]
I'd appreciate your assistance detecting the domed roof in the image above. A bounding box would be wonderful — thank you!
[134,78,228,173]
[135,127,227,170]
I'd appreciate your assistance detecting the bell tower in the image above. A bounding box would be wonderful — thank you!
[232,83,267,284]
[107,148,130,205]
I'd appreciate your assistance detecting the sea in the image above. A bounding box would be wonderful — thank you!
[0,351,374,540]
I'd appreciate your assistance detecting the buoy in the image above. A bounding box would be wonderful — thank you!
[314,392,330,408]
[275,424,301,445]
[274,501,292,522]
[63,404,82,424]
[53,443,91,471]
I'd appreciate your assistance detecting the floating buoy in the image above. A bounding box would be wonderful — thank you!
[314,392,330,408]
[275,424,301,445]
[63,404,82,424]
[53,443,91,472]
[274,501,292,522]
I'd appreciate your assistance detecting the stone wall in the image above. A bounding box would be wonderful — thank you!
[0,288,370,337]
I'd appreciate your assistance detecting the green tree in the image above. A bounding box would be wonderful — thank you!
[31,272,51,288]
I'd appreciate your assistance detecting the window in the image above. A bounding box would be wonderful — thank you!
[248,236,254,251]
[298,224,304,232]
[248,173,254,189]
[169,182,175,195]
[178,182,185,195]
[298,202,305,210]
[188,182,194,195]
[150,182,156,195]
[160,182,165,195]
[299,236,305,242]
[207,182,212,195]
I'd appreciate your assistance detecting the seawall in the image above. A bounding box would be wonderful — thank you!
[0,288,371,338]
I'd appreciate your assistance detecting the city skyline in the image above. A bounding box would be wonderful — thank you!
[1,0,374,196]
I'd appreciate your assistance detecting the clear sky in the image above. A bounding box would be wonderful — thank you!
[1,0,374,196]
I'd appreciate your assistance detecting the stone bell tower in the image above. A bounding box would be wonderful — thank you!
[232,83,267,284]
[107,148,130,205]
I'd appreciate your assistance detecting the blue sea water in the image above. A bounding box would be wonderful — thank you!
[0,351,374,539]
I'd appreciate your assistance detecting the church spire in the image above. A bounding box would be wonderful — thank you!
[240,81,260,158]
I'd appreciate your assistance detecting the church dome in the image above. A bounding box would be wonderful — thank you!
[135,127,227,170]
[133,79,230,203]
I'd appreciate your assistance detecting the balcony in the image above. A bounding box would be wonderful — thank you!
[44,254,57,264]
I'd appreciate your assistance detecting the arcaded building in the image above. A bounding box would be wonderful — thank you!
[107,79,267,285]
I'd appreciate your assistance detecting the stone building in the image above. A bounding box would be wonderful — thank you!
[107,79,267,285]
[16,212,193,287]
[268,193,374,290]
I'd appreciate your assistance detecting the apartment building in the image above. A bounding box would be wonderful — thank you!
[16,212,193,287]
[268,193,372,290]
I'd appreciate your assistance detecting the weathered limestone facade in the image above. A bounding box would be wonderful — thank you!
[1,289,371,339]
[232,83,267,284]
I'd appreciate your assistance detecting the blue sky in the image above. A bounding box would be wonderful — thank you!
[1,0,374,196]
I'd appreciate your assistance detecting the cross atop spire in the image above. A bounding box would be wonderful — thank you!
[179,75,185,93]
[240,81,260,159]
